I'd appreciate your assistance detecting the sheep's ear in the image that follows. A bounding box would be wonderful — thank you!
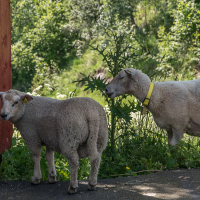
[124,69,133,74]
[124,69,134,78]
[21,94,33,103]
[124,68,139,82]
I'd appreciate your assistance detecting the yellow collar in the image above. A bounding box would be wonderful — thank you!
[142,82,154,107]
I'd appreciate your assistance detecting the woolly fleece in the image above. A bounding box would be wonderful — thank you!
[0,89,108,194]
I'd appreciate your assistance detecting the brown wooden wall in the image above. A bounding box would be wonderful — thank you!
[0,0,13,154]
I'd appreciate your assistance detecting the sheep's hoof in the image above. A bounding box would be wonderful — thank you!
[68,186,77,194]
[48,175,57,184]
[49,180,57,184]
[31,180,40,185]
[88,183,96,191]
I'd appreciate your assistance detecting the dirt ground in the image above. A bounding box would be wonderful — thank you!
[1,168,200,200]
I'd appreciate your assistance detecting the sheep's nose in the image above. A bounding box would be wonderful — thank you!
[1,114,7,120]
[105,87,110,94]
[105,86,114,97]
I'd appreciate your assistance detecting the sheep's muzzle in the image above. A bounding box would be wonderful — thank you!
[105,86,114,98]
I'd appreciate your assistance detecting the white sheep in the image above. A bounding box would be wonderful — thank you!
[105,68,200,146]
[0,89,108,194]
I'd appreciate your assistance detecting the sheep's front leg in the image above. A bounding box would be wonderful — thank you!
[167,128,183,147]
[45,147,56,184]
[31,151,42,185]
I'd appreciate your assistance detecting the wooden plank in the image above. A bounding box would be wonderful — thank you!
[0,0,13,154]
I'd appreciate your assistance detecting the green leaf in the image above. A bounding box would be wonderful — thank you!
[166,157,176,169]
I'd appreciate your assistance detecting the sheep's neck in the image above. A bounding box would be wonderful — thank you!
[129,73,159,115]
[142,82,154,107]
[132,79,152,104]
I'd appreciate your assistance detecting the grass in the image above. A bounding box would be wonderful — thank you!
[31,48,106,106]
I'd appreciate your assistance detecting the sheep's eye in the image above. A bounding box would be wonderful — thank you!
[12,101,18,107]
[119,75,124,79]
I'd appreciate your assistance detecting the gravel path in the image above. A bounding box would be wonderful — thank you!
[1,169,200,200]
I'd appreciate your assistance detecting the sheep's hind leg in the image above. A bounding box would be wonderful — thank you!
[88,154,101,191]
[31,149,42,185]
[64,151,79,194]
[45,147,56,184]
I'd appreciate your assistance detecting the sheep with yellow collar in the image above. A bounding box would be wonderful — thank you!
[105,68,200,146]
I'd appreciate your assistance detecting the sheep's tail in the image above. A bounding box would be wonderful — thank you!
[87,111,108,159]
[87,119,99,160]
[97,115,108,154]
[97,109,108,154]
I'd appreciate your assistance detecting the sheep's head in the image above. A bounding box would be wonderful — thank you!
[0,90,33,122]
[105,68,139,98]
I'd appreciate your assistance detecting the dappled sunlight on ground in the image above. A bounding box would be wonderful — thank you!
[94,169,200,200]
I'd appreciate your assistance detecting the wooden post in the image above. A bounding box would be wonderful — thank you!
[0,0,13,162]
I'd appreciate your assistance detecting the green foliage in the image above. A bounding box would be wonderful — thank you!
[30,48,105,105]
[157,0,200,79]
[100,113,200,179]
[12,0,70,91]
[0,135,33,181]
[11,0,100,91]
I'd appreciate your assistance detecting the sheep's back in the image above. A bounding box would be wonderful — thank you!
[22,97,107,152]
[151,79,200,130]
[57,97,106,133]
